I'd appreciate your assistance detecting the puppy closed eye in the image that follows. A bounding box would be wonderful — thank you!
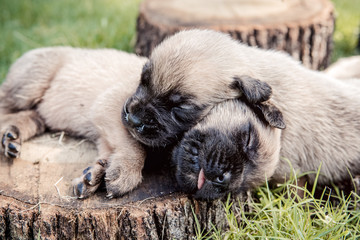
[143,118,155,125]
[171,105,193,121]
[169,93,193,108]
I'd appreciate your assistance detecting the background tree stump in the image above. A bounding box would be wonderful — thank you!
[135,0,335,70]
[0,133,241,239]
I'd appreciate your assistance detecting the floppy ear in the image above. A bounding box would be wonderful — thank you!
[253,101,286,129]
[231,75,272,103]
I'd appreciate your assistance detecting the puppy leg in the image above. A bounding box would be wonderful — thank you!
[104,146,145,198]
[72,159,107,198]
[72,139,111,198]
[0,48,65,159]
[72,83,146,198]
[0,48,64,111]
[72,136,145,199]
[0,110,45,159]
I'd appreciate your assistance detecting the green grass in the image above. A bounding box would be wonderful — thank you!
[0,0,141,81]
[331,0,360,61]
[195,178,360,239]
[1,0,359,81]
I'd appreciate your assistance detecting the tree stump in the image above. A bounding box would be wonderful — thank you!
[0,133,240,239]
[135,0,335,70]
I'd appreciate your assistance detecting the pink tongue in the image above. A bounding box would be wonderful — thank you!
[197,169,205,190]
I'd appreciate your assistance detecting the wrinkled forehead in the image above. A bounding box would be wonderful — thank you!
[144,58,239,104]
[146,31,242,102]
[147,58,189,93]
[196,100,255,132]
[140,60,190,100]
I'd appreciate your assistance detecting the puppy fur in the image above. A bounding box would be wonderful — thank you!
[122,30,272,147]
[171,30,360,200]
[172,99,283,200]
[0,47,147,198]
[325,56,360,80]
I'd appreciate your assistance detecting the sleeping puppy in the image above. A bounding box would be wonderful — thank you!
[1,30,271,199]
[172,99,284,200]
[171,31,360,200]
[0,47,147,198]
[122,29,272,147]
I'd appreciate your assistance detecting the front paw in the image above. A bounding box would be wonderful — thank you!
[1,126,21,159]
[104,167,143,199]
[72,160,106,199]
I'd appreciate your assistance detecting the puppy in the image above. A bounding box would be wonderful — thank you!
[325,56,360,80]
[171,31,360,200]
[122,29,272,147]
[172,99,284,200]
[0,47,148,198]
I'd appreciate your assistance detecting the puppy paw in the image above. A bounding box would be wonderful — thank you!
[1,126,21,159]
[72,159,106,199]
[104,167,142,199]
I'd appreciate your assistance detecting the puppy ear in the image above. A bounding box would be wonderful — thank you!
[231,75,272,103]
[254,101,286,129]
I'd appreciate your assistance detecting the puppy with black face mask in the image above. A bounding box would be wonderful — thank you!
[1,30,272,199]
[172,99,284,200]
[0,47,148,198]
[122,29,272,147]
[171,31,360,200]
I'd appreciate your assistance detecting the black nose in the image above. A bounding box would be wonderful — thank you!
[127,113,143,128]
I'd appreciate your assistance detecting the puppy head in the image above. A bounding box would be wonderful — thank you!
[123,29,272,147]
[172,99,285,200]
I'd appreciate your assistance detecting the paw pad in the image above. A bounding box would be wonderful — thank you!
[1,126,21,159]
[84,172,92,183]
[72,162,106,199]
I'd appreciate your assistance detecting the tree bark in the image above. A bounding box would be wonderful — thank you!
[135,0,335,70]
[0,133,242,239]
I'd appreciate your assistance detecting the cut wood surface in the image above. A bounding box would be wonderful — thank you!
[136,0,335,70]
[0,133,236,239]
